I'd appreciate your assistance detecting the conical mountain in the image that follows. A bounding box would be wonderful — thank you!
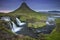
[12,2,36,13]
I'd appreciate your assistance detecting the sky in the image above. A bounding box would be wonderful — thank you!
[0,0,60,13]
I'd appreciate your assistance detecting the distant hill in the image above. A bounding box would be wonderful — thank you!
[48,11,60,13]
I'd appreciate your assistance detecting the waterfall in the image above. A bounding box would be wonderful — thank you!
[0,17,26,35]
[10,21,23,33]
[16,17,26,26]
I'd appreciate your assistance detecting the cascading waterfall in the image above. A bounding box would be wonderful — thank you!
[11,21,23,33]
[16,17,26,26]
[1,17,25,33]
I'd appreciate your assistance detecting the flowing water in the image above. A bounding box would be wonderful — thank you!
[0,17,26,34]
[16,17,26,26]
[1,17,10,21]
[53,16,60,18]
[46,16,60,25]
[46,17,56,25]
[10,21,23,33]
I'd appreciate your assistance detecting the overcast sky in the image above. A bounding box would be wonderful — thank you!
[0,0,60,13]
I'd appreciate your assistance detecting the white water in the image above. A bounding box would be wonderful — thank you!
[46,17,55,25]
[16,17,26,26]
[53,16,60,18]
[0,17,26,35]
[46,21,55,25]
[1,17,10,21]
[46,16,60,25]
[10,21,23,33]
[0,17,25,33]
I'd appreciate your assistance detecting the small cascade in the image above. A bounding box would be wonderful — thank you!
[1,17,10,21]
[16,17,26,26]
[10,21,23,33]
[46,17,55,25]
[53,16,60,18]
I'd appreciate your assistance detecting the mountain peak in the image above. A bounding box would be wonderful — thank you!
[19,2,30,10]
[12,2,35,13]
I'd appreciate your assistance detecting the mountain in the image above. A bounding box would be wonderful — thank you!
[9,2,36,14]
[48,11,60,13]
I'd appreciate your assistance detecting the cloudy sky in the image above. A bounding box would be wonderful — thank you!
[0,0,60,13]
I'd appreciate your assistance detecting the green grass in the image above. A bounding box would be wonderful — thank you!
[46,28,60,40]
[28,22,46,28]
